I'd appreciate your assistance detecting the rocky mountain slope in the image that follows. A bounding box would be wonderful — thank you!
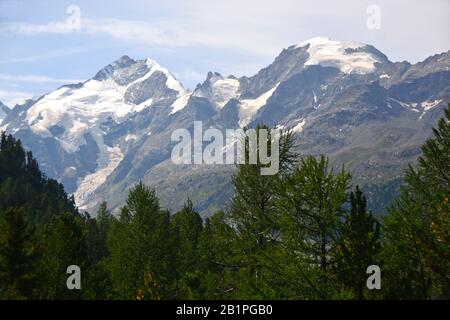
[0,101,10,125]
[2,37,449,215]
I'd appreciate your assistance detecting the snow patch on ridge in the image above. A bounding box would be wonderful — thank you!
[211,77,240,108]
[419,99,443,120]
[143,58,187,95]
[422,99,442,111]
[296,37,380,74]
[238,83,279,127]
[24,58,188,153]
[25,79,132,153]
[75,143,124,210]
[170,93,192,114]
[193,73,240,109]
[291,118,306,133]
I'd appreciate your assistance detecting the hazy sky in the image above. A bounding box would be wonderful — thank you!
[0,0,449,106]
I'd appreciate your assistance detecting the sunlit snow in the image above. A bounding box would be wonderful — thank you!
[238,83,279,127]
[296,37,380,74]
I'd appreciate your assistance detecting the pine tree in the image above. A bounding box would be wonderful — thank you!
[0,133,86,299]
[197,211,243,299]
[38,213,87,299]
[107,182,175,299]
[171,200,203,298]
[80,207,114,299]
[227,126,296,298]
[383,105,450,299]
[275,155,352,298]
[0,208,38,299]
[334,186,381,299]
[172,200,203,269]
[0,133,78,226]
[93,202,113,261]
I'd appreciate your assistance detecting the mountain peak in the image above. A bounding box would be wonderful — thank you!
[206,71,222,81]
[296,36,357,47]
[293,37,383,74]
[93,55,145,81]
[114,55,136,67]
[144,58,161,68]
[193,72,240,108]
[91,56,187,96]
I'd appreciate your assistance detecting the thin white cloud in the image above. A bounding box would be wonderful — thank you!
[2,0,448,95]
[0,0,448,72]
[0,74,83,84]
[0,16,284,57]
[2,21,72,35]
[0,45,108,64]
[0,89,35,107]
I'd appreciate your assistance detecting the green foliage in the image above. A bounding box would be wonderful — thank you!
[106,182,176,299]
[0,208,38,299]
[0,132,78,226]
[275,155,352,298]
[171,200,204,298]
[225,127,297,298]
[0,134,109,299]
[0,107,449,300]
[196,211,242,299]
[382,105,450,299]
[38,213,87,299]
[334,186,381,299]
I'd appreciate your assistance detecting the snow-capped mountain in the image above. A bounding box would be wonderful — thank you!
[2,37,449,215]
[3,55,188,207]
[295,37,385,74]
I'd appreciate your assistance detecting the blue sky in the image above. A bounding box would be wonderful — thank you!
[0,0,449,107]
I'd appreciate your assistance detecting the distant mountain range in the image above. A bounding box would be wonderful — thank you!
[1,37,449,215]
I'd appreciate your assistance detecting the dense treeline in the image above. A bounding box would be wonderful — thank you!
[0,134,78,226]
[0,107,449,300]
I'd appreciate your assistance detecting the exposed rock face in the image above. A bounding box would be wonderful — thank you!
[2,37,449,215]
